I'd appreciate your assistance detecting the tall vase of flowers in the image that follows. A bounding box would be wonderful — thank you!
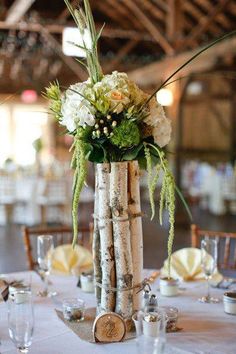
[45,0,178,322]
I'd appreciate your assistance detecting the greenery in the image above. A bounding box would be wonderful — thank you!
[45,0,214,269]
[110,120,140,148]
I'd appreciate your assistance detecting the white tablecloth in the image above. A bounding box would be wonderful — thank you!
[0,271,236,354]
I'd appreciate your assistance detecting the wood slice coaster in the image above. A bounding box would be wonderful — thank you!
[55,307,136,344]
[93,312,126,343]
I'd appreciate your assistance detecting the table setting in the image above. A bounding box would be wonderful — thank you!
[1,238,236,354]
[1,1,236,354]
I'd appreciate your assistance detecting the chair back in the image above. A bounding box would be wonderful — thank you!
[21,224,93,270]
[191,224,236,270]
[0,175,15,204]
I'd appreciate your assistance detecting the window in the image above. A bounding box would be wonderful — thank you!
[0,103,48,167]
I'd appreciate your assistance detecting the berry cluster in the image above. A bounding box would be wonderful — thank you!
[92,114,117,139]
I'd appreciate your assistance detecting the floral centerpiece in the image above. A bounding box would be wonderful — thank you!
[45,0,233,326]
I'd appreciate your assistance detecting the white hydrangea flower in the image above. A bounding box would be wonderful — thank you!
[144,97,166,126]
[60,82,95,132]
[152,117,172,148]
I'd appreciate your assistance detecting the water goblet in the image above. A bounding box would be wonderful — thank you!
[37,235,56,297]
[199,238,219,303]
[8,290,34,353]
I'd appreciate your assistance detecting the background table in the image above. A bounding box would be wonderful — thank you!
[0,271,236,354]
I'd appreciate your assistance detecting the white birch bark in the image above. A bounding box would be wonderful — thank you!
[97,163,116,312]
[92,166,102,309]
[110,162,133,319]
[128,161,143,312]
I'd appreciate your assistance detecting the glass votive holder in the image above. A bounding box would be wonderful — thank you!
[62,298,85,322]
[80,272,94,293]
[160,277,179,297]
[223,292,236,315]
[160,306,178,332]
[9,286,31,304]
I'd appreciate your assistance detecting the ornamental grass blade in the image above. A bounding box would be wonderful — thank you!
[175,185,192,221]
[145,30,236,106]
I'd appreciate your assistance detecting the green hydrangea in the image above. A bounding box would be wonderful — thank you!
[110,120,140,148]
[77,126,93,141]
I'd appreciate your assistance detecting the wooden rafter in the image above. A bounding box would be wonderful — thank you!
[105,0,144,31]
[128,35,236,86]
[182,0,231,49]
[104,39,138,74]
[166,0,183,44]
[5,0,35,24]
[137,0,165,21]
[184,2,220,36]
[121,0,174,55]
[0,21,155,41]
[152,0,169,13]
[37,25,87,80]
[58,0,79,21]
[96,1,130,30]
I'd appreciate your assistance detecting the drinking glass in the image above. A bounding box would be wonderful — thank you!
[199,238,219,303]
[37,235,56,297]
[133,309,166,354]
[8,290,34,353]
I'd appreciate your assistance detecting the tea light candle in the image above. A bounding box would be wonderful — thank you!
[9,286,31,304]
[80,273,94,293]
[160,277,179,297]
[160,306,178,332]
[63,298,85,322]
[143,312,159,337]
[223,292,236,315]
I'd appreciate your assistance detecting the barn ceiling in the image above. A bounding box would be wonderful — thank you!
[0,0,236,93]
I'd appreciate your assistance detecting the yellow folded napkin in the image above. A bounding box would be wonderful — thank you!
[50,244,93,276]
[161,247,223,283]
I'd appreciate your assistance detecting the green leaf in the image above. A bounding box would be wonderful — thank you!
[122,144,143,161]
[88,144,105,163]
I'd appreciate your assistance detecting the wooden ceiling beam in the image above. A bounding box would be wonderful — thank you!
[184,2,220,35]
[5,0,35,24]
[58,0,79,21]
[152,0,169,13]
[121,0,174,55]
[40,26,87,81]
[181,0,231,49]
[136,0,165,21]
[104,39,138,74]
[127,35,236,86]
[105,0,143,31]
[0,21,155,41]
[166,0,183,45]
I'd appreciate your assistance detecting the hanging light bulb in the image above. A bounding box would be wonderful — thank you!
[156,88,173,106]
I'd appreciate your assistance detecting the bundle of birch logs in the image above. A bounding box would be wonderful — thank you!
[93,161,143,323]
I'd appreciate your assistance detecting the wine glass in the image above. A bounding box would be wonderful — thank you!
[8,290,34,353]
[199,238,219,303]
[37,235,56,297]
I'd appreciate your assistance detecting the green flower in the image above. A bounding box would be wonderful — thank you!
[44,81,62,121]
[77,126,93,141]
[110,120,140,148]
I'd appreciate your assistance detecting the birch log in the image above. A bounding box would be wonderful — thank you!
[92,165,102,309]
[110,162,133,319]
[128,161,143,312]
[97,163,116,312]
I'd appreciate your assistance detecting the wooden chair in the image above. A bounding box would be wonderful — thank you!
[21,224,93,270]
[191,224,236,270]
